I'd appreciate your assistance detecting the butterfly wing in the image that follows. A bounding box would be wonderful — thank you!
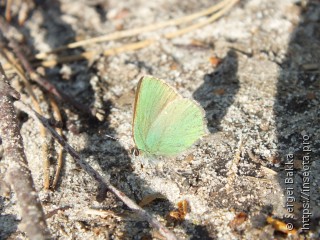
[145,98,206,156]
[133,76,179,153]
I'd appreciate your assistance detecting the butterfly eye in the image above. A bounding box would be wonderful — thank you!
[130,147,140,156]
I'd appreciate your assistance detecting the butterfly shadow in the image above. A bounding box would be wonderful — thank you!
[193,50,240,134]
[182,50,240,237]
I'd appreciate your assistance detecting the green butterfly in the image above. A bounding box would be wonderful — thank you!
[132,76,207,156]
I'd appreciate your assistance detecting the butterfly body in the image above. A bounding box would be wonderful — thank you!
[132,76,207,157]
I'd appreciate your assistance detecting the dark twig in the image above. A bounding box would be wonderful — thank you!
[14,100,179,240]
[0,47,51,189]
[0,16,102,120]
[0,63,50,239]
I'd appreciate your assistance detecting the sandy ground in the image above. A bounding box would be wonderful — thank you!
[0,0,319,239]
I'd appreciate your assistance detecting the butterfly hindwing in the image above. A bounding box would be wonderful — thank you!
[145,98,206,156]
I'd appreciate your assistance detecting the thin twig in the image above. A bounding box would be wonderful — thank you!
[49,95,64,190]
[14,101,179,240]
[0,63,50,239]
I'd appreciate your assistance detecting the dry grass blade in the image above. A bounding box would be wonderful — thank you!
[165,0,238,39]
[36,0,239,67]
[49,95,64,190]
[2,0,238,69]
[5,0,13,22]
[85,209,121,219]
[35,0,235,60]
[39,40,154,67]
[225,135,243,193]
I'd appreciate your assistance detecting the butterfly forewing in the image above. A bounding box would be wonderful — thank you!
[133,76,179,153]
